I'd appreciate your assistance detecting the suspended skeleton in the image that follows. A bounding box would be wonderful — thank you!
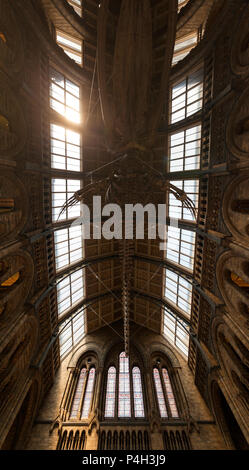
[59,0,195,356]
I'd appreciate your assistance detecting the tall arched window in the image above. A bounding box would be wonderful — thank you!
[69,367,96,420]
[81,368,95,419]
[118,352,131,418]
[105,367,116,418]
[104,351,145,420]
[153,368,168,418]
[153,367,179,419]
[70,367,86,419]
[132,367,145,418]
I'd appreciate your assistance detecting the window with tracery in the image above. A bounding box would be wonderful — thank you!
[69,366,96,420]
[105,367,116,418]
[118,352,131,417]
[132,367,145,418]
[153,366,179,419]
[104,351,145,420]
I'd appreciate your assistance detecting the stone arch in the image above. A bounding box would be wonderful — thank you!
[211,318,249,443]
[100,341,148,421]
[149,341,181,369]
[210,380,249,450]
[0,170,29,242]
[222,173,249,244]
[212,320,248,392]
[0,314,38,417]
[226,84,249,160]
[67,340,103,369]
[0,250,34,333]
[216,250,249,327]
[0,376,41,450]
[150,348,186,421]
[62,347,99,423]
[231,4,249,77]
[0,0,25,77]
[0,78,27,159]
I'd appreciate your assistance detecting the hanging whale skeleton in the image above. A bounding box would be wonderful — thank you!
[59,0,196,355]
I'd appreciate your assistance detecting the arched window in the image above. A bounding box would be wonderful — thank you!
[153,367,179,419]
[132,367,145,418]
[118,352,131,418]
[153,368,168,418]
[69,367,96,420]
[105,367,116,418]
[70,368,86,419]
[104,351,145,420]
[162,368,179,418]
[81,368,95,419]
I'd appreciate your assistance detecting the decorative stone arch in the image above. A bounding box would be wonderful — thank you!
[231,3,249,77]
[212,318,247,390]
[210,316,249,441]
[0,249,34,334]
[0,170,29,242]
[67,340,103,369]
[0,375,41,450]
[222,173,249,244]
[0,0,25,78]
[149,341,181,369]
[0,78,27,159]
[99,341,148,422]
[0,313,38,418]
[61,343,100,424]
[209,379,249,450]
[149,344,188,423]
[226,84,249,160]
[216,250,249,327]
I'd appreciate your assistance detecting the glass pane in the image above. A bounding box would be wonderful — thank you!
[59,307,85,360]
[162,368,179,418]
[70,368,86,418]
[164,268,192,317]
[153,368,168,418]
[52,178,81,222]
[105,367,116,418]
[81,368,96,419]
[118,352,131,417]
[171,69,203,123]
[50,68,80,122]
[163,308,190,359]
[132,367,145,418]
[169,125,201,173]
[168,179,199,221]
[51,123,81,172]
